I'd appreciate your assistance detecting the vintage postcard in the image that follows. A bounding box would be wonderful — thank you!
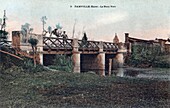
[0,0,169,108]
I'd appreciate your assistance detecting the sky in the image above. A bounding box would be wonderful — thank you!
[0,0,170,42]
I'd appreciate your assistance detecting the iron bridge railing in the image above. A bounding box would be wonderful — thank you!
[43,37,118,52]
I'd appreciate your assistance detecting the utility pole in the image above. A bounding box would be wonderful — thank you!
[41,16,47,34]
[72,19,77,38]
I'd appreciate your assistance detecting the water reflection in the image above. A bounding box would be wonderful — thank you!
[113,68,140,77]
[113,68,170,80]
[114,68,124,77]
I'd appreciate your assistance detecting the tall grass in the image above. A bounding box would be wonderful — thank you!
[49,54,73,72]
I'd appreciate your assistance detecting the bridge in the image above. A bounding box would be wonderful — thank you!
[43,37,118,54]
[12,31,128,76]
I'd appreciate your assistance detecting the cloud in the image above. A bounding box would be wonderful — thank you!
[96,12,128,25]
[87,11,128,30]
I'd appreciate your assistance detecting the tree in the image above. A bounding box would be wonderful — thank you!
[21,23,33,43]
[0,30,8,45]
[127,44,162,67]
[41,16,47,33]
[28,37,38,67]
[48,26,52,34]
[56,23,62,29]
[0,10,8,46]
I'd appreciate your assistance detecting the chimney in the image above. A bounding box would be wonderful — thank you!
[12,31,21,49]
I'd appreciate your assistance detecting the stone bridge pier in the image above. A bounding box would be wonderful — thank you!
[72,39,81,73]
[72,40,105,76]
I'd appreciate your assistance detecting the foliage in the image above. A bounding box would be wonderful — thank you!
[28,37,38,47]
[0,63,6,72]
[21,23,33,43]
[50,54,73,72]
[41,16,47,32]
[0,29,9,45]
[28,37,39,67]
[47,26,52,33]
[0,30,8,36]
[56,23,62,29]
[0,46,22,69]
[126,44,170,68]
[22,58,46,73]
[0,52,46,73]
[0,10,9,45]
[152,56,170,68]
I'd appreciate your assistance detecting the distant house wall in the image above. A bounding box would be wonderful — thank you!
[124,33,170,54]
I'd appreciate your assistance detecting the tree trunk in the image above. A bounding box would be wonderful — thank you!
[31,45,36,67]
[33,52,36,67]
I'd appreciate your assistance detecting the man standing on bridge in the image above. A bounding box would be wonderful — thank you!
[61,31,68,47]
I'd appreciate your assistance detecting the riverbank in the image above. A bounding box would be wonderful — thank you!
[0,67,169,108]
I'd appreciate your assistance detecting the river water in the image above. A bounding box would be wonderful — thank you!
[113,67,170,81]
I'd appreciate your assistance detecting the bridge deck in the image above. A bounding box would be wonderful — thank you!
[43,37,118,54]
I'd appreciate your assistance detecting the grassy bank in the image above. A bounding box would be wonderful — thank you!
[0,66,169,108]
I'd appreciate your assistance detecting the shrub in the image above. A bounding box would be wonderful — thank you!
[0,63,5,72]
[51,54,73,72]
[153,56,170,68]
[22,58,46,73]
[126,44,170,68]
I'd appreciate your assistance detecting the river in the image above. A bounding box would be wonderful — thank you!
[113,67,170,81]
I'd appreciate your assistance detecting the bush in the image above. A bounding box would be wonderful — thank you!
[0,63,6,72]
[0,45,23,68]
[22,58,46,73]
[51,54,73,72]
[153,56,170,68]
[126,44,170,68]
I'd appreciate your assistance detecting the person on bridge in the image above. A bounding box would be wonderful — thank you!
[50,28,60,37]
[61,31,68,46]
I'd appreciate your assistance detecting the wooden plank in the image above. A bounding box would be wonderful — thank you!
[0,50,23,60]
[43,51,72,54]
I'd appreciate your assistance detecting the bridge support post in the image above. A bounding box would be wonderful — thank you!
[113,43,126,68]
[39,53,43,65]
[97,52,105,76]
[72,38,80,73]
[38,35,44,65]
[97,41,105,76]
[72,52,80,73]
[115,52,124,68]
